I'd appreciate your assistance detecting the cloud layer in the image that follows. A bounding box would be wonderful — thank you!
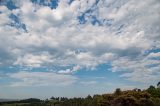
[8,71,77,87]
[0,0,160,86]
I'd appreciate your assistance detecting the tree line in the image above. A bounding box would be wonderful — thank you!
[1,82,160,106]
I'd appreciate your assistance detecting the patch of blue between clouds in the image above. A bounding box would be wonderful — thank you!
[143,49,160,58]
[77,0,114,26]
[0,0,27,32]
[31,0,59,9]
[76,63,119,82]
[0,66,21,74]
[77,0,103,26]
[144,49,160,68]
[0,0,17,10]
[75,63,141,87]
[147,49,160,54]
[9,13,27,32]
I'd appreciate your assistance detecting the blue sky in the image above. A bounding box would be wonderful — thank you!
[0,0,160,99]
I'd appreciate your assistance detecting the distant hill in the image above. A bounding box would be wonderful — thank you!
[0,99,18,102]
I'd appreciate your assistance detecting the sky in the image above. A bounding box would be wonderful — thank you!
[0,0,160,99]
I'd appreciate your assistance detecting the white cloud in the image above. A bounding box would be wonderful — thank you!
[0,6,11,25]
[17,0,78,33]
[58,65,81,74]
[112,52,160,83]
[0,0,160,84]
[8,71,78,87]
[13,52,53,67]
[147,52,160,58]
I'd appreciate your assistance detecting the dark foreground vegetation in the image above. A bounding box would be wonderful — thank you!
[1,82,160,106]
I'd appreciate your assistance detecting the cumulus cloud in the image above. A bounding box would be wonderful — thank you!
[14,52,53,67]
[0,0,160,85]
[0,6,11,25]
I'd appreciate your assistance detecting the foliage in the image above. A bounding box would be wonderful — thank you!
[147,85,160,98]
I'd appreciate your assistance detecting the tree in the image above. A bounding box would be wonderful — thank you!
[157,82,160,88]
[147,85,160,98]
[50,96,55,100]
[114,88,122,96]
[112,95,138,106]
[149,85,156,90]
